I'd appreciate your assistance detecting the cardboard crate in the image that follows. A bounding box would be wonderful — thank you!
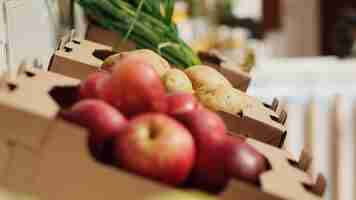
[50,35,250,92]
[86,24,136,52]
[49,35,112,80]
[49,39,287,147]
[0,67,325,200]
[220,98,287,148]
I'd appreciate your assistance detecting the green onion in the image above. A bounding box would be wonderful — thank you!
[76,0,201,68]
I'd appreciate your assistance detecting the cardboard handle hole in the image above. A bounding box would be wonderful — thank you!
[271,98,279,111]
[7,83,18,91]
[278,131,287,148]
[287,159,300,169]
[263,102,273,110]
[270,114,287,126]
[49,86,80,109]
[237,111,244,118]
[88,139,116,166]
[64,47,73,53]
[279,111,288,125]
[263,98,279,112]
[92,49,117,61]
[72,40,81,45]
[198,51,223,66]
[270,115,279,123]
[25,71,36,77]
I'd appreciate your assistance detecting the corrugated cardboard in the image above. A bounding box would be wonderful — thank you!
[0,140,10,180]
[30,129,323,200]
[0,67,79,150]
[51,34,250,90]
[0,67,78,194]
[221,139,325,200]
[4,145,38,194]
[0,67,324,200]
[0,120,324,200]
[86,24,136,52]
[49,38,111,80]
[48,38,286,147]
[220,98,288,148]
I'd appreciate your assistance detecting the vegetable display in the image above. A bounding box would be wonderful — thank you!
[77,0,202,68]
[60,49,269,194]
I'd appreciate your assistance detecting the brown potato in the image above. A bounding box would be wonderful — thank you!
[163,69,194,94]
[196,87,252,115]
[185,65,232,92]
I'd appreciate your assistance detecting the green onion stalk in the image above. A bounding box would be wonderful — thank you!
[76,0,201,68]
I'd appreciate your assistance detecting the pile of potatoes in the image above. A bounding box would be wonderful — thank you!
[102,49,252,116]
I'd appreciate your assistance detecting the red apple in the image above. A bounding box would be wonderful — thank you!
[79,71,111,100]
[224,140,268,184]
[104,57,167,116]
[167,93,199,116]
[59,99,127,145]
[180,108,229,193]
[102,50,170,78]
[115,113,195,186]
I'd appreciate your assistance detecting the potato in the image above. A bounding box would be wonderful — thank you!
[102,49,171,78]
[185,65,232,92]
[163,69,194,94]
[196,87,252,115]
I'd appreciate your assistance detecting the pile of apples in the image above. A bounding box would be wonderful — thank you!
[60,54,269,193]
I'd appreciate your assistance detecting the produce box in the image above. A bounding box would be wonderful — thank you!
[2,131,326,200]
[0,67,79,194]
[48,36,287,147]
[220,98,287,148]
[0,67,325,200]
[50,35,250,92]
[49,35,112,80]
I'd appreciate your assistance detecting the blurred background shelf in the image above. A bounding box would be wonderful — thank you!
[249,57,356,200]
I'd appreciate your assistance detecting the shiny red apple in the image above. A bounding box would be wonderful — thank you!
[115,113,195,186]
[59,99,127,145]
[79,71,111,100]
[103,57,167,116]
[224,140,269,184]
[180,108,229,193]
[167,92,199,116]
